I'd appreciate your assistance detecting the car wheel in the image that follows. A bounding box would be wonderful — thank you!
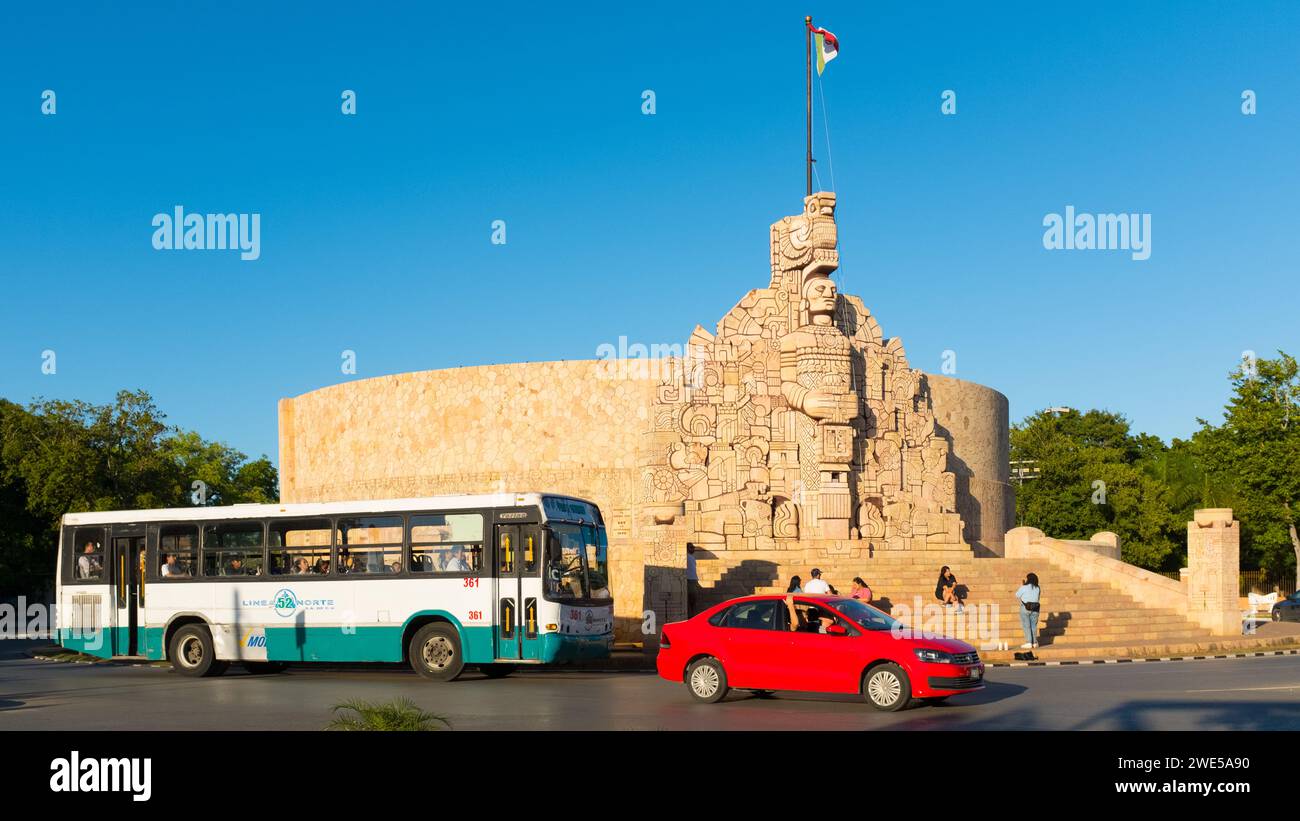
[409,623,465,681]
[863,663,912,711]
[169,624,223,678]
[480,663,515,679]
[1273,609,1282,622]
[685,658,729,703]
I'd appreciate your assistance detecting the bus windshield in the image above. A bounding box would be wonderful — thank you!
[546,523,611,602]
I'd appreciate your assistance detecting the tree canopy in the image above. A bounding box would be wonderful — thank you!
[1012,351,1299,584]
[0,390,276,594]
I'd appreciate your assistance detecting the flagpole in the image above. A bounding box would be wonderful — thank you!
[805,16,813,196]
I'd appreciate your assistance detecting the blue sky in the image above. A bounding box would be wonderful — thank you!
[1,1,1296,466]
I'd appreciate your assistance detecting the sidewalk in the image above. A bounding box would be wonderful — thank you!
[981,621,1300,664]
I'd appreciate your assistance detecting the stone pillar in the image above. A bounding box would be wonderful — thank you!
[1185,508,1241,635]
[1082,531,1120,560]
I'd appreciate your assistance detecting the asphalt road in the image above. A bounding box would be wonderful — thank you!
[2,639,1298,730]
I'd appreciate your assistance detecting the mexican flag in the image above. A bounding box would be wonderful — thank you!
[809,24,838,75]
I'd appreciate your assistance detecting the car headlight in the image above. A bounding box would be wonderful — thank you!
[913,648,955,664]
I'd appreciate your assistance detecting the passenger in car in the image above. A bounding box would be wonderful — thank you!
[784,596,836,633]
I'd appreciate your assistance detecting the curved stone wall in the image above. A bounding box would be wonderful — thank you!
[278,361,656,634]
[278,359,1013,634]
[924,373,1014,555]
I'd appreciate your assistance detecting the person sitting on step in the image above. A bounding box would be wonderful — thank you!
[935,565,965,614]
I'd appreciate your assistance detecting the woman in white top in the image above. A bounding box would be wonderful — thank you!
[1015,572,1042,649]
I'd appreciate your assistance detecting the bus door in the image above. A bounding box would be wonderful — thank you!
[109,528,146,657]
[494,524,542,660]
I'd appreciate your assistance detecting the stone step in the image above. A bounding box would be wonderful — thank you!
[693,552,1209,652]
[698,568,1104,578]
[696,571,1114,583]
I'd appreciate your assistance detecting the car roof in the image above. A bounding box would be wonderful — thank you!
[716,593,850,606]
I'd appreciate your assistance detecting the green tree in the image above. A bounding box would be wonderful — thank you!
[159,431,277,506]
[1191,351,1300,586]
[1011,409,1181,570]
[0,390,277,594]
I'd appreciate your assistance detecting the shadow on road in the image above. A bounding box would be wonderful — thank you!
[718,679,1027,709]
[1068,700,1300,731]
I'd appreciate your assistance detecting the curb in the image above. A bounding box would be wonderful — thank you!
[988,647,1300,667]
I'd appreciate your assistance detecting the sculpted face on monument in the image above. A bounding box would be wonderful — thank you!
[804,276,838,324]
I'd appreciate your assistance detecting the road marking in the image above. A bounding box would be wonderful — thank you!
[1185,684,1300,693]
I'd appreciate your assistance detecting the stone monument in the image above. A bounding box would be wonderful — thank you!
[278,191,1014,639]
[637,192,965,557]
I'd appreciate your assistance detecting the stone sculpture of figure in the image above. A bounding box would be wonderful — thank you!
[778,268,859,539]
[780,276,859,423]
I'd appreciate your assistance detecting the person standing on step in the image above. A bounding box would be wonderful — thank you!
[935,566,965,613]
[1016,572,1042,650]
[685,543,700,617]
[803,568,831,594]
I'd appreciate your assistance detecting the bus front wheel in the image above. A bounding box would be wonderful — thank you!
[409,623,464,681]
[169,624,227,678]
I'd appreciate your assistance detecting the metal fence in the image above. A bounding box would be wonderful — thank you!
[1240,570,1295,597]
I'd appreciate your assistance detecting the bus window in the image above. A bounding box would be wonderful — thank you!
[72,527,105,581]
[202,522,265,577]
[409,513,483,574]
[268,519,332,576]
[159,524,197,578]
[337,516,402,574]
[584,526,610,599]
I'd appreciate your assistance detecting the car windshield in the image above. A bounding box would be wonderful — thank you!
[830,598,900,632]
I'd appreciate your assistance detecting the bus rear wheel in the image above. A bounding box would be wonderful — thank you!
[480,664,515,679]
[409,623,464,681]
[169,624,227,678]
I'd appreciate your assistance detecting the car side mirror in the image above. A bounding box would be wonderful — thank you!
[827,624,849,636]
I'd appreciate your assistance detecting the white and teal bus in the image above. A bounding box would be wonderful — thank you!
[55,492,613,679]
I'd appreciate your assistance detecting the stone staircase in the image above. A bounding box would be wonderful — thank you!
[693,549,1226,661]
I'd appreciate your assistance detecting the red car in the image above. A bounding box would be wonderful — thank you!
[657,594,984,710]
